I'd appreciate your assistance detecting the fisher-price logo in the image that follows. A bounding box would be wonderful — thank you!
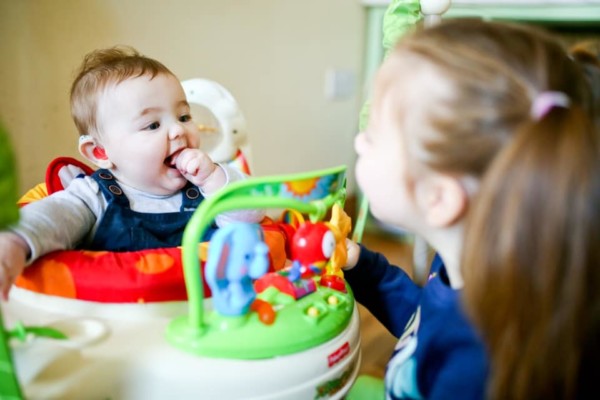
[327,342,350,367]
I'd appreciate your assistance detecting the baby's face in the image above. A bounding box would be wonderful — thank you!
[95,73,200,195]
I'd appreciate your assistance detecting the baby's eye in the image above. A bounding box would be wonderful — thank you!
[179,114,192,123]
[145,122,160,130]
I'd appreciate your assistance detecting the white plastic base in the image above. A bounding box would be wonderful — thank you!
[3,287,361,400]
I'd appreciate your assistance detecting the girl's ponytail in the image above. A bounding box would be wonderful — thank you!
[462,103,600,400]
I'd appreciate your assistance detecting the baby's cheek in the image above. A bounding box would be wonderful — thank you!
[187,131,200,148]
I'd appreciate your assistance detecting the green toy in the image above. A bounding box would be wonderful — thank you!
[358,0,422,132]
[0,122,67,399]
[0,121,23,399]
[0,122,19,229]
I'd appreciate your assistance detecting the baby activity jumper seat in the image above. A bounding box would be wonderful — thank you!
[0,80,361,399]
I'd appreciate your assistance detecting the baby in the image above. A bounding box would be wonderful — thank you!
[0,46,264,298]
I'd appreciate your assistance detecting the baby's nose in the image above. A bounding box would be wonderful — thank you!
[169,122,185,139]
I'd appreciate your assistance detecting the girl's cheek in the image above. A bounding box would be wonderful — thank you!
[354,133,368,156]
[354,159,368,192]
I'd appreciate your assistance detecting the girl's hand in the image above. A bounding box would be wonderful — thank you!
[343,238,361,270]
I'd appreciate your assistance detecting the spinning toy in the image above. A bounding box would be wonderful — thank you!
[181,78,252,174]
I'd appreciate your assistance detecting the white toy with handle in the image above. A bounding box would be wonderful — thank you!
[181,78,248,166]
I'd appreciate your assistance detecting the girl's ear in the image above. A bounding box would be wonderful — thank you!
[417,174,469,228]
[78,135,113,169]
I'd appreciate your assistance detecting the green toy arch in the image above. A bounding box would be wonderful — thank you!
[166,165,354,359]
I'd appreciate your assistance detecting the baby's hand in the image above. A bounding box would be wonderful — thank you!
[343,238,361,270]
[0,232,28,300]
[172,148,214,182]
[173,148,225,193]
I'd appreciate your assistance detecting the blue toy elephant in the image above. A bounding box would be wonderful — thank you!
[205,223,270,316]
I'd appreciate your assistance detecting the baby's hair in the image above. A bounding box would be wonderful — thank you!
[375,19,594,179]
[70,45,174,137]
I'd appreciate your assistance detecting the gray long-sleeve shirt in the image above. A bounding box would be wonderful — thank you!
[12,164,264,262]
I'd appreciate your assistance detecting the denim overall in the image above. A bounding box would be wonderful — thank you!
[88,169,214,251]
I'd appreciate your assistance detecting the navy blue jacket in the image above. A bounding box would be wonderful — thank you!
[345,246,488,399]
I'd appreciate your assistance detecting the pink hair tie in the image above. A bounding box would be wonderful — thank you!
[530,91,570,120]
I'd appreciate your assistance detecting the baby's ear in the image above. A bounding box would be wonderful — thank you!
[78,135,113,169]
[417,173,468,228]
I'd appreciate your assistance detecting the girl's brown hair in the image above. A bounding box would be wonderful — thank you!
[463,106,599,399]
[379,19,594,178]
[70,45,174,137]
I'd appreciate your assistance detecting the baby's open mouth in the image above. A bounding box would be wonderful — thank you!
[164,149,184,168]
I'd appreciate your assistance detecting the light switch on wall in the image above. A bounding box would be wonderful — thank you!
[324,68,356,101]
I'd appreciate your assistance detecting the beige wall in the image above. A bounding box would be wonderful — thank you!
[0,0,365,194]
